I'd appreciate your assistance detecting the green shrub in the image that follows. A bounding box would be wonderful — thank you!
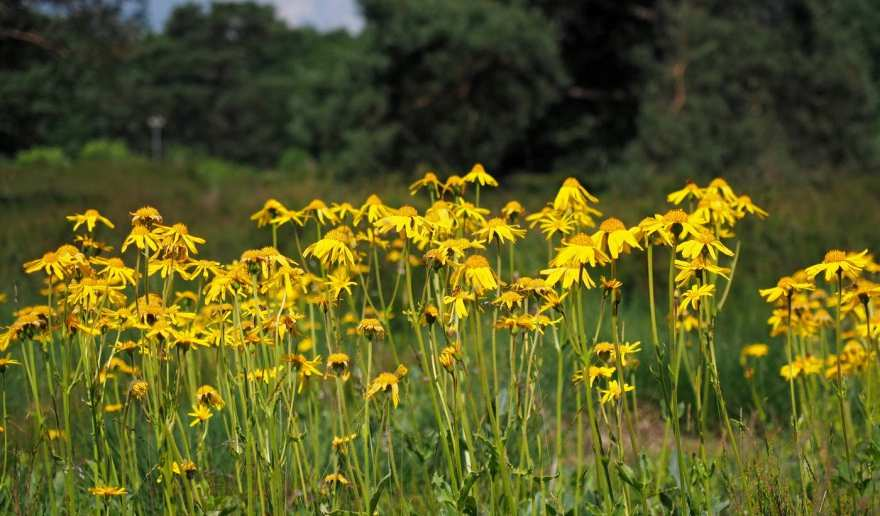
[194,158,254,186]
[14,146,69,167]
[277,147,314,172]
[80,139,131,161]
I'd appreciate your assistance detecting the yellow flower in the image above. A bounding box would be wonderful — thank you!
[323,473,350,489]
[423,200,456,237]
[780,358,812,381]
[148,258,190,280]
[324,269,356,302]
[674,256,731,285]
[666,181,704,205]
[121,225,160,253]
[592,217,642,259]
[706,178,738,203]
[438,344,461,372]
[409,171,443,195]
[462,163,498,187]
[553,177,599,212]
[104,403,123,413]
[428,239,485,267]
[676,232,734,260]
[598,380,635,404]
[496,314,557,334]
[326,353,351,380]
[188,404,213,427]
[422,304,440,326]
[734,195,768,219]
[443,289,476,319]
[91,257,138,286]
[183,259,221,281]
[297,337,314,352]
[473,217,526,244]
[196,385,225,409]
[129,380,149,400]
[0,356,20,372]
[758,276,814,303]
[694,192,738,227]
[303,227,356,269]
[155,223,205,255]
[540,265,596,290]
[23,249,79,280]
[375,205,426,240]
[572,365,616,387]
[270,206,305,227]
[240,246,295,278]
[804,249,870,282]
[89,485,127,497]
[356,194,392,225]
[366,365,408,407]
[501,200,525,221]
[550,233,609,268]
[844,279,880,308]
[492,290,524,311]
[172,460,198,479]
[250,199,288,227]
[332,433,358,453]
[443,174,466,195]
[534,211,574,240]
[204,271,240,304]
[67,209,114,232]
[285,354,321,375]
[451,255,498,294]
[639,209,706,247]
[678,284,715,315]
[301,199,339,226]
[740,343,769,363]
[107,357,138,375]
[130,206,163,228]
[452,199,490,226]
[593,341,641,367]
[47,428,65,441]
[331,202,358,221]
[356,318,386,340]
[66,277,124,308]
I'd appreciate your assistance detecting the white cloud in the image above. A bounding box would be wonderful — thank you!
[260,0,363,32]
[150,0,363,33]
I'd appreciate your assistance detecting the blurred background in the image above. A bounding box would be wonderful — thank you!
[1,0,880,413]
[5,0,880,179]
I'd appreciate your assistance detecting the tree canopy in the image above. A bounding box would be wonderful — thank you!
[2,0,879,179]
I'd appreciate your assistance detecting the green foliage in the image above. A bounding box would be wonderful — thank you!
[276,147,315,172]
[127,2,309,167]
[357,0,567,172]
[629,0,880,179]
[5,0,880,179]
[79,138,131,161]
[287,33,393,177]
[194,157,255,187]
[14,146,69,167]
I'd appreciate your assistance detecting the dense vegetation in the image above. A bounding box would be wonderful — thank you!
[4,1,880,513]
[4,0,880,178]
[1,157,880,513]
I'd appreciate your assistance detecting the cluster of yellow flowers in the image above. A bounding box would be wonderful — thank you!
[10,163,859,513]
[756,250,880,380]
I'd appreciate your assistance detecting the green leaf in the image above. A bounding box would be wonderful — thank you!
[369,472,392,514]
[457,469,483,511]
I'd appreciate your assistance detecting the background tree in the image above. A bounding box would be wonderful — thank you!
[628,0,880,180]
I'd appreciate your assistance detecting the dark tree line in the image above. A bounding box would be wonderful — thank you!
[2,0,879,178]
